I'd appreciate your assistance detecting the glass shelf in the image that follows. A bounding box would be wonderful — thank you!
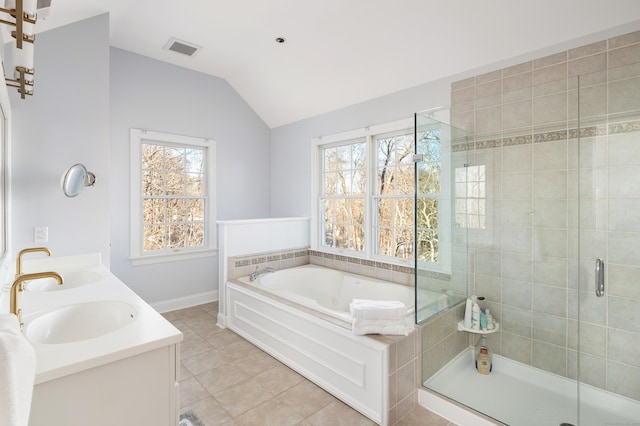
[457,320,499,334]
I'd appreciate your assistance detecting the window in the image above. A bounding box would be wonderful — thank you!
[455,164,486,229]
[313,118,448,266]
[374,131,415,259]
[130,129,216,265]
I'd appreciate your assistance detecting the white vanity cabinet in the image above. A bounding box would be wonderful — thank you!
[4,254,184,426]
[29,343,180,426]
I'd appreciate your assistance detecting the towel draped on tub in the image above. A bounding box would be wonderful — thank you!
[349,299,410,336]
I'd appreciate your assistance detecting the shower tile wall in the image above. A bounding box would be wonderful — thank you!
[450,30,640,400]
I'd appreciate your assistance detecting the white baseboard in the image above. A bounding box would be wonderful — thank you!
[150,290,218,313]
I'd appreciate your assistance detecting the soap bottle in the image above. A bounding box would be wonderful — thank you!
[475,336,492,374]
[471,302,480,330]
[464,296,473,329]
[480,308,487,330]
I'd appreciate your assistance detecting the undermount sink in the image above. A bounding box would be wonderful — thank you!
[26,301,137,344]
[25,270,102,291]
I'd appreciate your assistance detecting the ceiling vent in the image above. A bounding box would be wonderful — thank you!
[163,37,202,57]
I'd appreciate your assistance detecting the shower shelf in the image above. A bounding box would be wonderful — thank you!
[457,320,499,334]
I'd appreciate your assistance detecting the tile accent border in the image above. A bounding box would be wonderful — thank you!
[451,122,637,153]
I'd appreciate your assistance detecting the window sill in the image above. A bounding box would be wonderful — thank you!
[129,249,218,266]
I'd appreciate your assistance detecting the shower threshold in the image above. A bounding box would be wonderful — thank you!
[423,348,640,426]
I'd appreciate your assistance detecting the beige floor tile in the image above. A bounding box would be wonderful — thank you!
[395,405,454,426]
[233,350,281,376]
[182,348,227,376]
[213,379,273,417]
[197,362,251,394]
[181,337,214,359]
[173,305,209,320]
[179,376,209,407]
[279,380,335,418]
[179,362,192,381]
[235,396,304,426]
[304,400,377,426]
[206,328,247,348]
[182,395,234,426]
[183,313,221,337]
[254,363,305,396]
[200,301,219,313]
[220,340,262,362]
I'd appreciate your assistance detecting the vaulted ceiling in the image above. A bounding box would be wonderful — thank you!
[24,0,640,127]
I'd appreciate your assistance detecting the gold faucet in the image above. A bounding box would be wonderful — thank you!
[15,247,52,279]
[10,272,63,329]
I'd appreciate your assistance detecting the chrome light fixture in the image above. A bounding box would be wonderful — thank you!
[1,0,38,99]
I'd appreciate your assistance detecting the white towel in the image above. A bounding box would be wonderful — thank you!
[0,314,37,426]
[349,299,407,320]
[351,318,409,336]
[350,299,409,335]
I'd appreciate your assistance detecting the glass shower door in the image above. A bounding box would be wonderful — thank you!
[575,66,640,424]
[414,113,468,324]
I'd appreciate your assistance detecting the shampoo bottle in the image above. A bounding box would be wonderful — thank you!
[464,297,473,329]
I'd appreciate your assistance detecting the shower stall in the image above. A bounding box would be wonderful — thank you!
[415,36,640,426]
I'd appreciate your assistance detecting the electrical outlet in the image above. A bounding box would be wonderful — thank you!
[34,226,48,243]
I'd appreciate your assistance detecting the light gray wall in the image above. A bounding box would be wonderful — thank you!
[109,48,271,303]
[9,14,110,262]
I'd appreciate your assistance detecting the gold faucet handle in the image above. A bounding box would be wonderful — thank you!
[15,246,52,278]
[16,308,23,330]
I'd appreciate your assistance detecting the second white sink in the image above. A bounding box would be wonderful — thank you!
[26,301,137,344]
[25,270,102,292]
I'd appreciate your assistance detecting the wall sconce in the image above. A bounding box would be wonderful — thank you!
[0,0,37,99]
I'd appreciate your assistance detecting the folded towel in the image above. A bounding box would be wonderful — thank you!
[351,318,409,336]
[349,299,407,321]
[0,314,37,426]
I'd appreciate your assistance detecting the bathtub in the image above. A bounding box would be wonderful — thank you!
[238,264,415,323]
[226,264,419,425]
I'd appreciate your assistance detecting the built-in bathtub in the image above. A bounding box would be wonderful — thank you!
[226,264,422,425]
[240,265,415,323]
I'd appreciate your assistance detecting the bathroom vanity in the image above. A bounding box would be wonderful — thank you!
[1,253,182,426]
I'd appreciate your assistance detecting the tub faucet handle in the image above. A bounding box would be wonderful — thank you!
[249,266,275,282]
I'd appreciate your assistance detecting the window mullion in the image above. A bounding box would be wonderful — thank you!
[366,133,375,259]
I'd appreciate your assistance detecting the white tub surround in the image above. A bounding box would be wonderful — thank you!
[227,266,421,425]
[217,217,310,327]
[0,253,182,426]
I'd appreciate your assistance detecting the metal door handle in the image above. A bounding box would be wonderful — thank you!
[595,258,604,297]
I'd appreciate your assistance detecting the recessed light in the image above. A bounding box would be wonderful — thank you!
[275,37,286,44]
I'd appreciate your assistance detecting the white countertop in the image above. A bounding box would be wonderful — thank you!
[1,253,183,384]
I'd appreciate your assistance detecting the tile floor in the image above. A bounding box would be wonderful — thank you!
[163,302,457,426]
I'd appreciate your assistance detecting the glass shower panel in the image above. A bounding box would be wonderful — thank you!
[414,113,467,324]
[576,66,640,424]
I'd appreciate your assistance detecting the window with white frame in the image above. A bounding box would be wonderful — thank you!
[313,119,451,269]
[312,120,438,264]
[130,129,216,265]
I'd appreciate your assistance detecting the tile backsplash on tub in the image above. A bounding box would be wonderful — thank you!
[227,247,416,288]
[227,247,310,280]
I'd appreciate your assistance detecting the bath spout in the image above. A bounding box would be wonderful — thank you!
[249,266,275,282]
